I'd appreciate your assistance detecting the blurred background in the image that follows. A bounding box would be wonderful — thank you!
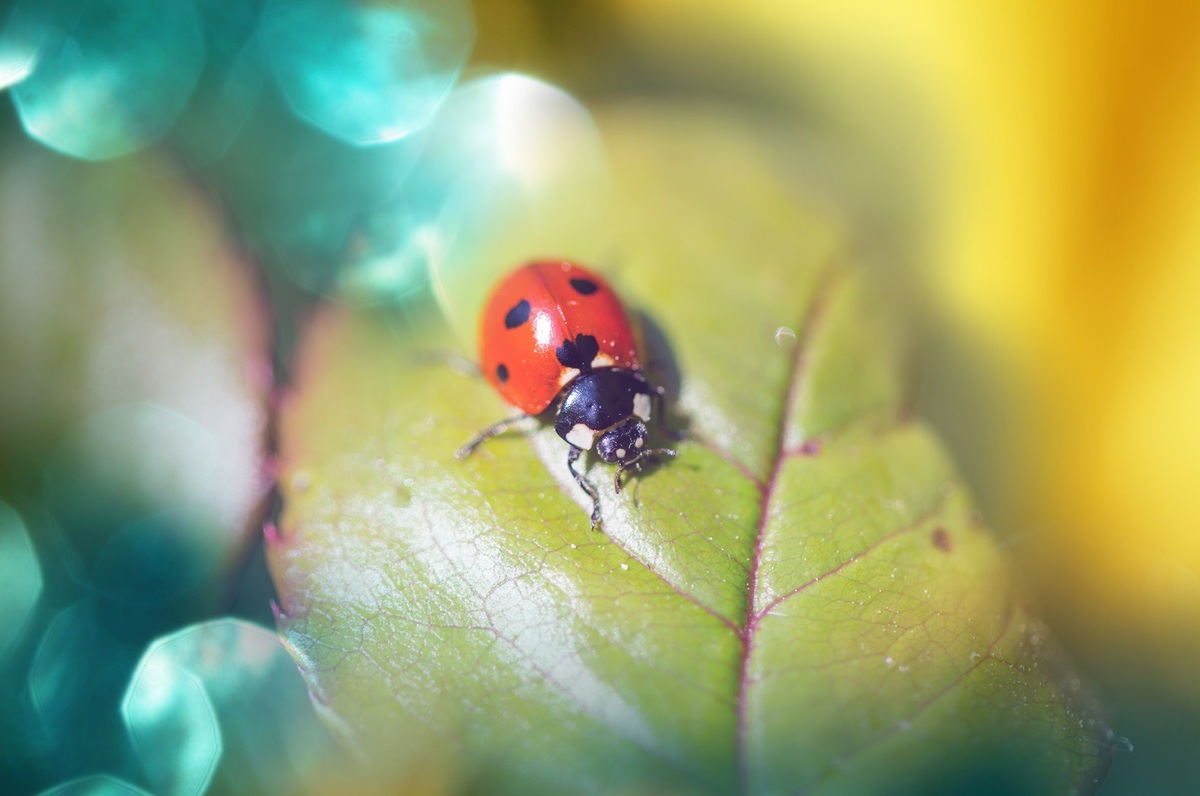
[0,0,1197,793]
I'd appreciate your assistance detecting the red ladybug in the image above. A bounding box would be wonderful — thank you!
[456,259,676,529]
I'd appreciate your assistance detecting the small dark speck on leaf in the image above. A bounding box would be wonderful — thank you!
[799,439,822,456]
[932,527,952,552]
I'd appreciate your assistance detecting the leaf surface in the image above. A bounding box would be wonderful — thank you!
[270,104,1111,794]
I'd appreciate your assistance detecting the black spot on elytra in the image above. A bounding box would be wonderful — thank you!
[569,277,598,295]
[931,527,952,552]
[556,334,599,371]
[496,363,509,382]
[504,299,531,329]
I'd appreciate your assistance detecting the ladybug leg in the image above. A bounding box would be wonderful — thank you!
[651,386,686,441]
[614,448,678,494]
[651,385,667,421]
[455,414,536,459]
[614,449,681,492]
[613,464,629,494]
[567,445,603,530]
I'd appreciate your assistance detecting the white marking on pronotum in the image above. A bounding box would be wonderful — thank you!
[632,393,652,421]
[634,437,644,449]
[616,448,627,459]
[565,423,595,449]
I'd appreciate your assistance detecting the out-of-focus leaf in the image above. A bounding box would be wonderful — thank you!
[0,140,274,790]
[0,142,271,605]
[269,104,1112,793]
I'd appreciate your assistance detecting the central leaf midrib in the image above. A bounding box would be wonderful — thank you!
[734,261,844,793]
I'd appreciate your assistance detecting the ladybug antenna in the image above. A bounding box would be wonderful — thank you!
[613,447,678,494]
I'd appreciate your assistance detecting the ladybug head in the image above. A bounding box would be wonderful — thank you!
[596,419,648,464]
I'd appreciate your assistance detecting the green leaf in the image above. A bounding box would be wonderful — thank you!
[269,104,1112,794]
[0,142,271,611]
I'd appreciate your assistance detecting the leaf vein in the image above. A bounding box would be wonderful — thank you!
[735,261,844,793]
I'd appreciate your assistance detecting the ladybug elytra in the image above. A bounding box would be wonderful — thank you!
[456,260,676,530]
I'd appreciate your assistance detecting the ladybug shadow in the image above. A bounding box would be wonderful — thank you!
[635,310,692,449]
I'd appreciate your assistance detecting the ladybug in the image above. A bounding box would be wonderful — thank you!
[456,259,676,530]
